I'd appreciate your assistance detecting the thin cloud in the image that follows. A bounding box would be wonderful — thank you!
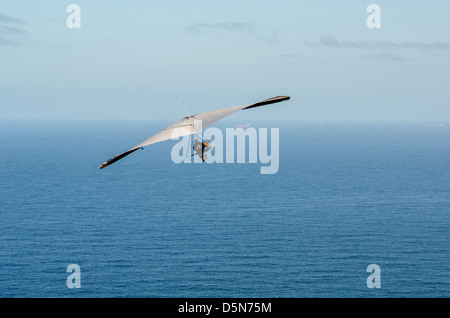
[0,12,24,24]
[363,51,404,61]
[259,26,279,43]
[41,41,71,50]
[186,22,279,43]
[0,36,18,46]
[280,53,303,59]
[0,12,27,46]
[0,25,29,46]
[187,22,253,34]
[0,25,29,36]
[307,36,450,51]
[0,11,67,49]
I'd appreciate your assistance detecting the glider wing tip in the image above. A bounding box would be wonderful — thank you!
[275,95,290,101]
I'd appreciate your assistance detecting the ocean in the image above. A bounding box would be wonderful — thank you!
[0,120,448,298]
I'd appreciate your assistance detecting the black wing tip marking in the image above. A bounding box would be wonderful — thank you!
[243,96,290,110]
[99,147,142,169]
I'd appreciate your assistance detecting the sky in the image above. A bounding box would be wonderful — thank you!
[1,0,449,121]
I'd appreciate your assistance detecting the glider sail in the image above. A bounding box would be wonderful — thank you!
[99,96,290,169]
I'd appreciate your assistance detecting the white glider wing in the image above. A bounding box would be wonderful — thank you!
[99,96,290,169]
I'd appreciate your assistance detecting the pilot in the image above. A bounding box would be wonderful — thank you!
[193,140,211,161]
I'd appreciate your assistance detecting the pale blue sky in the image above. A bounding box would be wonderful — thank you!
[1,1,449,121]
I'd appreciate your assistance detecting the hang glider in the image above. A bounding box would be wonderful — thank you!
[99,95,290,169]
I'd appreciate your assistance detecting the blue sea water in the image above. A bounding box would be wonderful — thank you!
[0,120,448,298]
